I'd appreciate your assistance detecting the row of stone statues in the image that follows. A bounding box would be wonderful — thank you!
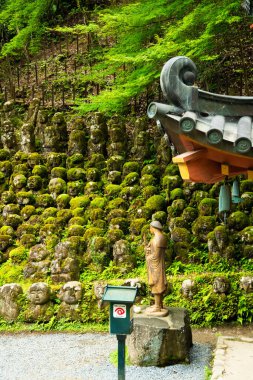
[0,281,82,322]
[181,277,253,298]
[0,275,252,322]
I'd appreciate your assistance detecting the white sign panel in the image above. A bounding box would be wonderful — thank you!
[113,304,126,318]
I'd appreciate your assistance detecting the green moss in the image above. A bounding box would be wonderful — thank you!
[0,235,13,251]
[3,203,20,216]
[169,216,187,230]
[39,224,59,240]
[36,194,55,208]
[145,194,166,212]
[107,171,121,184]
[1,191,16,204]
[198,198,218,216]
[51,167,67,179]
[0,259,25,284]
[123,161,140,177]
[56,194,71,209]
[84,181,100,194]
[140,174,156,187]
[70,195,90,209]
[67,225,85,237]
[240,180,253,193]
[45,234,60,251]
[66,153,84,169]
[164,163,180,176]
[56,209,73,223]
[182,207,198,224]
[32,165,48,177]
[130,218,147,236]
[173,242,191,263]
[0,226,15,237]
[92,220,107,229]
[72,207,85,217]
[171,227,191,243]
[0,149,10,161]
[141,185,158,200]
[192,216,216,242]
[16,191,35,205]
[41,207,58,219]
[120,185,140,201]
[109,217,129,234]
[46,153,67,170]
[122,172,139,186]
[170,188,184,201]
[141,164,160,178]
[86,168,100,182]
[19,234,37,248]
[67,180,84,196]
[67,168,86,181]
[87,153,106,170]
[106,197,128,211]
[27,175,42,191]
[16,224,37,238]
[162,175,182,191]
[5,214,23,228]
[152,211,167,225]
[12,174,27,189]
[27,153,43,167]
[88,208,104,221]
[104,184,122,198]
[69,217,86,226]
[107,208,127,222]
[49,178,67,196]
[107,155,124,171]
[227,211,249,231]
[14,151,28,163]
[106,228,125,243]
[170,199,186,215]
[83,227,105,241]
[0,161,13,177]
[90,196,108,209]
[190,190,209,205]
[9,245,28,263]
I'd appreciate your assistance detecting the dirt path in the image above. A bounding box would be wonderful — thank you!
[192,324,253,348]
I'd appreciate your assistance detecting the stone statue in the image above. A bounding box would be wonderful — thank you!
[57,281,82,320]
[181,279,195,300]
[240,276,253,293]
[145,221,168,316]
[0,283,23,321]
[213,276,230,295]
[25,282,54,322]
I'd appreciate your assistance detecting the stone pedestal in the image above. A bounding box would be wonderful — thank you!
[127,306,192,366]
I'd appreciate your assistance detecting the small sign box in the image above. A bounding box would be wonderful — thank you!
[102,285,137,335]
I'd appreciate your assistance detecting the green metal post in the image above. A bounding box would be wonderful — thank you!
[117,334,126,380]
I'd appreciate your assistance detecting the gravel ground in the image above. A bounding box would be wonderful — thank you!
[0,333,212,380]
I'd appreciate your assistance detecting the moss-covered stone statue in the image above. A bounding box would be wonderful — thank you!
[0,283,23,321]
[25,282,54,322]
[57,281,82,320]
[145,220,168,316]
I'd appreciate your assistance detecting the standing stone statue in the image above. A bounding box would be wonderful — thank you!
[145,221,168,316]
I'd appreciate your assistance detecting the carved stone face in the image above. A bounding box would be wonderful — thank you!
[58,281,82,305]
[113,240,131,264]
[240,276,253,293]
[213,277,230,294]
[27,283,51,305]
[181,279,195,299]
[13,174,27,190]
[214,228,228,251]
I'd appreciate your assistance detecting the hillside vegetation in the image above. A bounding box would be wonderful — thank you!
[0,1,252,330]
